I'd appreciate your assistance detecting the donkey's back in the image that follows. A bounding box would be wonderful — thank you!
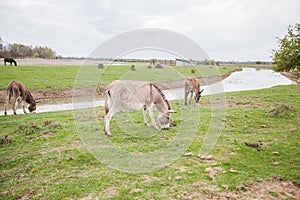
[105,80,151,113]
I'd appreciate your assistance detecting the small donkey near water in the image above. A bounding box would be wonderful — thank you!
[104,80,175,136]
[184,77,204,105]
[4,81,36,115]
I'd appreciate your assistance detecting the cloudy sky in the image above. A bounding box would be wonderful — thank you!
[1,0,299,61]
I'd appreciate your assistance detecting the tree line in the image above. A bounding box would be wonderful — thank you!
[0,37,57,59]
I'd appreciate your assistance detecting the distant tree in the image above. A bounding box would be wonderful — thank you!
[33,46,56,59]
[272,23,300,72]
[256,61,262,65]
[0,37,3,52]
[0,37,6,57]
[0,38,56,59]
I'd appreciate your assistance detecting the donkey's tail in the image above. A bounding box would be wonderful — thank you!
[7,86,14,102]
[104,89,111,114]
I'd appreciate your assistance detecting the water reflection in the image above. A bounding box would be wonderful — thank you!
[165,68,296,100]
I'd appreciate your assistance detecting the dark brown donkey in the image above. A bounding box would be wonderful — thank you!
[4,81,36,115]
[4,58,17,66]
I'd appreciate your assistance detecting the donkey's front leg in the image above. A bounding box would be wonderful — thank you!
[184,90,188,105]
[148,106,159,130]
[104,111,113,136]
[21,101,27,114]
[12,102,17,115]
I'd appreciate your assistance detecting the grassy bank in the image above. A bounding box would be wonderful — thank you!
[0,84,299,199]
[0,64,238,92]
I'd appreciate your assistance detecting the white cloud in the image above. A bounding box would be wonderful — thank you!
[1,0,300,60]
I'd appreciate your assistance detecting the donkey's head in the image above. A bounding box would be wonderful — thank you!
[25,91,36,113]
[28,102,36,113]
[158,110,176,130]
[195,89,204,103]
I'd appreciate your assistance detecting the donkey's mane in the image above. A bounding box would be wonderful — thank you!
[151,84,171,110]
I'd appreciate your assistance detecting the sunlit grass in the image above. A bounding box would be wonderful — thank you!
[0,84,299,199]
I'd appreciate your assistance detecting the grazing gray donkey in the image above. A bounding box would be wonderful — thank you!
[104,80,175,136]
[184,77,204,105]
[4,81,36,115]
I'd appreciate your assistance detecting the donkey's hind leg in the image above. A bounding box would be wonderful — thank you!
[4,94,9,115]
[189,91,194,104]
[143,105,150,127]
[12,99,18,115]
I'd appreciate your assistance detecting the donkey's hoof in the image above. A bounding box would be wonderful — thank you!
[105,131,113,137]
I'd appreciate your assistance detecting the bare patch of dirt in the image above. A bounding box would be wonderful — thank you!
[281,72,300,84]
[0,135,13,146]
[205,167,226,182]
[141,175,160,184]
[198,96,263,109]
[268,104,296,116]
[0,86,105,105]
[101,186,119,199]
[129,188,144,194]
[220,96,269,109]
[177,177,300,200]
[74,177,300,199]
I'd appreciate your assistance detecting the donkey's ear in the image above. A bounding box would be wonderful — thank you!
[167,110,176,113]
[200,89,204,93]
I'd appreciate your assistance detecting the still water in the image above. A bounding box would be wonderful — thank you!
[2,68,296,115]
[165,68,296,100]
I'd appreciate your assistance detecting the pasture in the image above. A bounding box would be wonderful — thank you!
[0,63,299,199]
[0,64,238,92]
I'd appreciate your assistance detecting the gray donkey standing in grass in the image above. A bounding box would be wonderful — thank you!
[104,80,175,136]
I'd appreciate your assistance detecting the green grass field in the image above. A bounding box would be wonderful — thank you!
[0,64,239,92]
[0,84,299,199]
